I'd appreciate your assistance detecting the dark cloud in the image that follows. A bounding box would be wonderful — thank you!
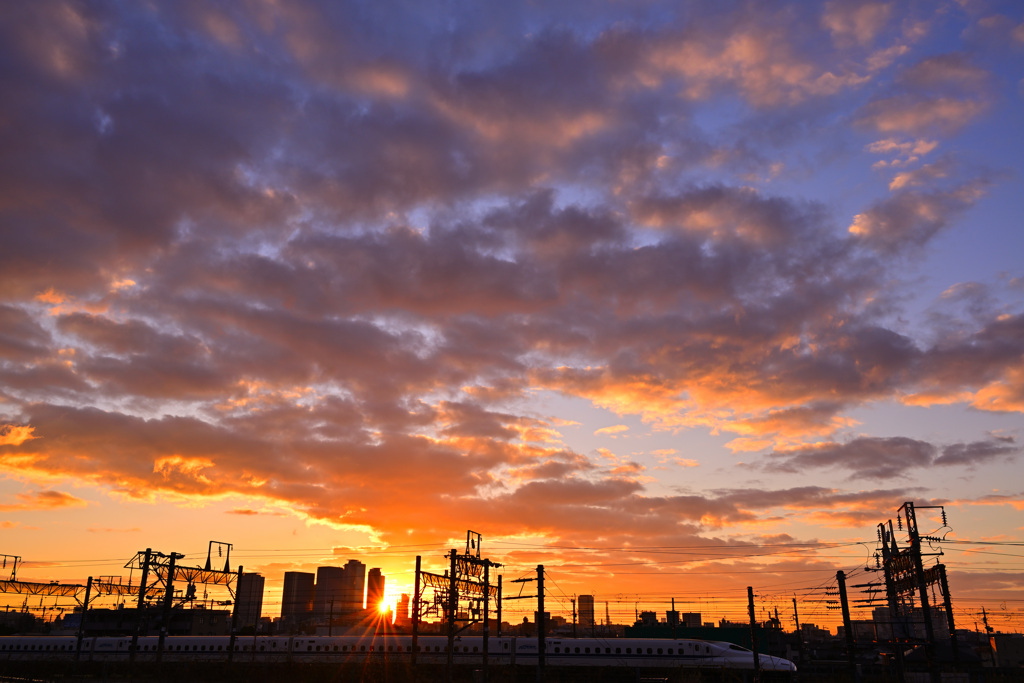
[768,436,1018,479]
[0,306,52,361]
[934,438,1018,467]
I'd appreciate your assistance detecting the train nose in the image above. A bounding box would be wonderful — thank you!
[778,657,797,671]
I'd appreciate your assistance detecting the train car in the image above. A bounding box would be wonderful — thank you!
[513,637,796,671]
[0,634,795,672]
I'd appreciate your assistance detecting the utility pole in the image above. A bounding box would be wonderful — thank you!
[483,561,490,681]
[982,608,997,667]
[937,564,959,665]
[156,551,183,663]
[901,503,940,683]
[878,521,907,683]
[792,597,804,664]
[75,576,92,661]
[228,565,242,663]
[131,548,152,661]
[747,586,760,683]
[537,565,545,683]
[447,548,457,681]
[838,570,858,682]
[412,555,421,668]
[571,597,577,639]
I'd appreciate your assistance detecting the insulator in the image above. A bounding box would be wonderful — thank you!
[897,514,902,530]
[942,509,947,526]
[877,528,882,542]
[875,553,881,568]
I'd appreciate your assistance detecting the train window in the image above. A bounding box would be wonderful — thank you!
[574,647,580,654]
[504,643,509,650]
[706,647,710,653]
[259,646,265,652]
[333,645,339,651]
[647,648,653,654]
[625,647,631,654]
[667,648,673,655]
[657,648,663,655]
[585,647,591,654]
[217,645,223,651]
[473,646,478,653]
[605,648,611,654]
[615,647,621,654]
[342,645,348,651]
[435,646,441,652]
[201,645,206,651]
[360,645,366,652]
[313,645,319,652]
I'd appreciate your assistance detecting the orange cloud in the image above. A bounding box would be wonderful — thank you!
[645,27,869,107]
[594,424,629,436]
[34,288,67,305]
[0,489,87,511]
[970,366,1024,413]
[0,425,37,447]
[858,96,988,135]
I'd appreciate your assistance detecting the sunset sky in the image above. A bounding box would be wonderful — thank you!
[1,1,1023,631]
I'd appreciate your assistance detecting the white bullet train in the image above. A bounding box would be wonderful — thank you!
[0,634,795,672]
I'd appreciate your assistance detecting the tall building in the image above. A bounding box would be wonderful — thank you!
[395,593,411,626]
[578,595,595,630]
[682,612,702,628]
[341,559,366,612]
[280,571,315,626]
[314,566,347,619]
[366,567,385,612]
[235,573,265,630]
[313,559,367,619]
